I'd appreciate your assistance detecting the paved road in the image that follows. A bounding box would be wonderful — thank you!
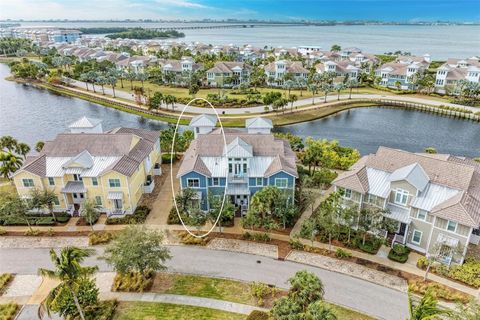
[69,79,477,115]
[0,246,408,319]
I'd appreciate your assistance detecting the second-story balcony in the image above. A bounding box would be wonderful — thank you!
[228,172,248,183]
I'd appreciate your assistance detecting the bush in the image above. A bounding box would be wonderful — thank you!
[105,206,150,225]
[161,153,177,163]
[89,232,113,246]
[408,280,470,303]
[335,248,352,259]
[112,271,154,292]
[242,232,271,242]
[289,238,304,250]
[0,228,6,236]
[94,300,117,320]
[247,310,270,320]
[357,238,382,254]
[388,244,411,263]
[178,231,209,246]
[167,207,181,224]
[55,215,71,223]
[417,257,428,269]
[0,274,13,294]
[250,282,278,306]
[35,217,55,226]
[24,229,42,236]
[447,259,480,288]
[0,302,18,320]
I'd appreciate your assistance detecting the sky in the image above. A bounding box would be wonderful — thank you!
[0,0,479,22]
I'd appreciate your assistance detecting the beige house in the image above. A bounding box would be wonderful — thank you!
[12,117,161,216]
[333,147,480,265]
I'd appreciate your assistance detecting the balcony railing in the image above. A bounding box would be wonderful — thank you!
[228,172,248,183]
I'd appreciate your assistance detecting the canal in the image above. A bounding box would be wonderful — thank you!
[0,64,479,157]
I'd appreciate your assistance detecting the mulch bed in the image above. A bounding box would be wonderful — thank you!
[2,230,91,237]
[139,164,169,209]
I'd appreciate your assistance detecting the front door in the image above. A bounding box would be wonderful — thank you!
[113,199,123,210]
[399,223,407,236]
[234,163,242,175]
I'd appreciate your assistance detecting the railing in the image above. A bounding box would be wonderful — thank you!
[228,173,248,183]
[391,234,405,247]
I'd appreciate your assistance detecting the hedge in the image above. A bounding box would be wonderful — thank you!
[388,244,411,263]
[417,257,480,288]
[105,206,150,225]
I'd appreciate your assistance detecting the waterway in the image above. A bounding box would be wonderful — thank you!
[0,63,479,157]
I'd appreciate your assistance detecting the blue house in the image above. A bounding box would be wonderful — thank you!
[177,115,298,215]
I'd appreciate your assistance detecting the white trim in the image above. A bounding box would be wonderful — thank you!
[446,220,458,233]
[412,229,423,245]
[432,224,469,239]
[274,178,288,189]
[187,178,200,188]
[406,242,426,253]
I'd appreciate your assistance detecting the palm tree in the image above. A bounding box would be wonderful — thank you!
[295,77,307,97]
[0,135,18,152]
[86,71,98,93]
[335,83,346,100]
[15,142,30,160]
[408,289,450,320]
[346,79,358,99]
[126,71,137,90]
[283,79,296,98]
[38,247,97,320]
[35,141,45,153]
[79,73,89,91]
[0,152,23,179]
[308,83,318,105]
[137,73,148,92]
[106,76,117,97]
[96,75,107,95]
[289,94,298,111]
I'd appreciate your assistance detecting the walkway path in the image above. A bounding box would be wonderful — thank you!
[291,186,333,235]
[101,292,267,315]
[68,79,477,115]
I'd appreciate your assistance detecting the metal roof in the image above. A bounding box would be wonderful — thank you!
[225,137,253,158]
[411,183,459,212]
[46,156,120,177]
[389,163,429,192]
[107,192,123,200]
[366,168,390,198]
[385,204,411,224]
[226,184,250,195]
[68,116,102,128]
[245,117,273,129]
[61,181,86,193]
[189,114,217,127]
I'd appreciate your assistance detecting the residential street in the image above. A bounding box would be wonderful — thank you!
[0,245,409,320]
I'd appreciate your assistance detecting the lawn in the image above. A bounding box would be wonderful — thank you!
[153,273,256,306]
[149,273,374,320]
[112,301,246,320]
[0,303,18,320]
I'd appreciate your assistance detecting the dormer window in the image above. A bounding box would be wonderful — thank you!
[394,189,409,205]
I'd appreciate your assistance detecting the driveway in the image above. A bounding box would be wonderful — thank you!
[145,160,180,225]
[0,246,408,320]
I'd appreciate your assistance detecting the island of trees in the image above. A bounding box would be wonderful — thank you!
[97,28,185,40]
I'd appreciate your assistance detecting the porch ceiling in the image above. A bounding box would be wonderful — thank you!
[61,181,86,193]
[384,204,411,224]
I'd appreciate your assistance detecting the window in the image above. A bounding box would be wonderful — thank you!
[243,163,247,173]
[109,179,121,188]
[48,177,55,186]
[53,196,60,206]
[22,178,34,187]
[95,196,102,206]
[92,177,98,186]
[412,230,422,245]
[275,178,288,188]
[394,189,409,205]
[212,178,219,186]
[73,174,82,181]
[256,178,263,186]
[187,178,200,188]
[344,188,352,199]
[446,220,457,233]
[416,210,427,221]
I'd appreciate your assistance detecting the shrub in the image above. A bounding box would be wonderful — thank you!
[0,302,18,320]
[178,231,209,246]
[167,207,181,224]
[242,232,271,242]
[35,217,55,226]
[250,282,277,306]
[0,274,13,294]
[55,215,70,223]
[357,238,382,254]
[112,271,154,292]
[89,232,113,246]
[335,248,352,259]
[0,228,6,236]
[417,257,428,269]
[447,259,480,288]
[105,206,151,225]
[388,244,411,263]
[94,300,117,320]
[408,280,470,303]
[289,238,304,250]
[24,229,42,236]
[45,228,55,237]
[247,310,270,320]
[161,153,177,163]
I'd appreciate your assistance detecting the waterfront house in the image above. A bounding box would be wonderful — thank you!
[315,60,360,83]
[206,62,252,87]
[333,147,480,265]
[158,56,203,85]
[434,57,480,94]
[177,115,298,215]
[264,60,309,86]
[376,55,430,90]
[12,117,162,216]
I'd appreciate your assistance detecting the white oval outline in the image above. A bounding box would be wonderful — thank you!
[170,98,228,238]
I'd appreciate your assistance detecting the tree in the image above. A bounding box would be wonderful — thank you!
[315,192,342,250]
[271,296,303,320]
[81,200,100,231]
[334,83,345,100]
[103,226,171,283]
[126,71,137,90]
[35,141,45,152]
[79,73,89,91]
[394,80,402,90]
[408,289,450,320]
[346,79,358,99]
[149,92,164,111]
[0,136,18,152]
[300,218,317,246]
[305,301,337,320]
[207,191,234,232]
[96,75,107,95]
[0,152,23,179]
[136,72,148,92]
[358,207,386,245]
[421,241,463,281]
[289,270,325,311]
[330,44,341,52]
[307,83,318,105]
[289,94,298,111]
[38,247,98,320]
[15,142,30,160]
[452,299,480,320]
[86,71,98,93]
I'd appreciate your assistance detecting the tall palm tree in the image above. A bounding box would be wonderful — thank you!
[0,135,18,152]
[408,289,450,320]
[38,247,97,320]
[0,152,23,179]
[79,73,89,91]
[35,141,45,153]
[15,142,30,160]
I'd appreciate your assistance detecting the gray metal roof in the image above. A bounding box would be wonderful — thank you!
[68,116,102,128]
[61,181,86,193]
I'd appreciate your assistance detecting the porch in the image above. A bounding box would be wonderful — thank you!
[383,204,411,247]
[226,184,249,217]
[61,181,87,216]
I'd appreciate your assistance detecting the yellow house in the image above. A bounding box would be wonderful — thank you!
[12,117,162,216]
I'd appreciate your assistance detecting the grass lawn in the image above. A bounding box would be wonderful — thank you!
[149,273,373,320]
[113,301,246,320]
[152,273,256,306]
[0,303,18,320]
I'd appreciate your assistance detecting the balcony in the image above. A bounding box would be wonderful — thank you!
[228,172,248,183]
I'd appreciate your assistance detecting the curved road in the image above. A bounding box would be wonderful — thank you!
[0,245,408,320]
[69,79,477,115]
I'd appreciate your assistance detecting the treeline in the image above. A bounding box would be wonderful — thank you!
[78,27,130,34]
[105,28,185,39]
